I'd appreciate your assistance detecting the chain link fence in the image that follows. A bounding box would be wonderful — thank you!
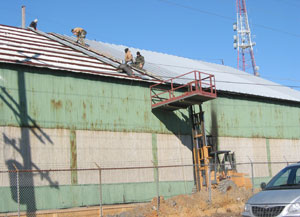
[0,161,297,217]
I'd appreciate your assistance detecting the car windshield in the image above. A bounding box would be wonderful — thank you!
[265,165,300,190]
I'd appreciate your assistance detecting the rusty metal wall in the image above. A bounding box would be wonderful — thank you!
[1,64,300,140]
[203,96,300,139]
[0,63,191,134]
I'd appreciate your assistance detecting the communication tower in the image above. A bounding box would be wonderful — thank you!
[233,0,259,76]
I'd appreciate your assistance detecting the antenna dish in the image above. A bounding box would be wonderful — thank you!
[233,24,237,31]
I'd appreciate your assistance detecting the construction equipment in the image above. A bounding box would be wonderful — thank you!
[150,71,251,192]
[209,150,252,191]
[189,105,251,192]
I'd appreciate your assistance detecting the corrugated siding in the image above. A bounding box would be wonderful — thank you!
[1,64,300,139]
[203,97,300,139]
[0,64,191,134]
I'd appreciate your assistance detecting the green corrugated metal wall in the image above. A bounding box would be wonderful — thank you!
[1,63,300,139]
[203,96,300,139]
[1,63,300,213]
[0,64,191,135]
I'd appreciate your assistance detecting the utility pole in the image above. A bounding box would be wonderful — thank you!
[233,0,259,76]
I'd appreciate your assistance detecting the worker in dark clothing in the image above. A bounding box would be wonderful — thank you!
[134,51,145,69]
[71,27,87,46]
[29,19,38,30]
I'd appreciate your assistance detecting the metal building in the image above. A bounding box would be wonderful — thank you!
[0,24,300,213]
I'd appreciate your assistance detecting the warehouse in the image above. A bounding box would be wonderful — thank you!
[0,24,300,213]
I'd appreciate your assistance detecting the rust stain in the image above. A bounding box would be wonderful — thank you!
[82,113,86,120]
[83,102,86,109]
[32,110,37,118]
[70,129,78,184]
[66,100,72,113]
[51,99,62,109]
[144,112,149,122]
[71,140,76,168]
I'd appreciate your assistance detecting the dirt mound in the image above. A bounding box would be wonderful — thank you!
[107,187,253,217]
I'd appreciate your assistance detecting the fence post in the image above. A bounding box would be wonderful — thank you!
[12,164,20,217]
[283,156,289,166]
[247,156,254,193]
[152,161,160,216]
[208,164,212,203]
[95,163,103,217]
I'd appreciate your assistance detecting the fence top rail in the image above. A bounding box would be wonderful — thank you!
[0,161,298,173]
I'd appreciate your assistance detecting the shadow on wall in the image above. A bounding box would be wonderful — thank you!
[0,68,58,216]
[209,104,219,152]
[152,109,192,151]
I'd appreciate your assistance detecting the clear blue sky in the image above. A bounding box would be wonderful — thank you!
[1,0,300,90]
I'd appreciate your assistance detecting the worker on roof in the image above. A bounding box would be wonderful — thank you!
[71,27,87,46]
[124,48,133,64]
[133,51,145,69]
[115,48,134,76]
[29,19,38,30]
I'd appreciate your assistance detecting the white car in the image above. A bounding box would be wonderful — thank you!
[242,163,300,217]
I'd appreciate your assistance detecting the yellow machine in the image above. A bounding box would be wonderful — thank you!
[209,150,252,191]
[190,104,252,192]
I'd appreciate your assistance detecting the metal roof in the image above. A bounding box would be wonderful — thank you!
[1,24,300,103]
[0,24,149,80]
[80,37,300,103]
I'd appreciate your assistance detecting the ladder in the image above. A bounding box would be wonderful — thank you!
[190,104,211,191]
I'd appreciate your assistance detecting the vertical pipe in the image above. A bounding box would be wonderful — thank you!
[21,6,26,29]
[250,48,259,76]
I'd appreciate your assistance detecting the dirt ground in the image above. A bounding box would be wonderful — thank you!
[106,187,254,217]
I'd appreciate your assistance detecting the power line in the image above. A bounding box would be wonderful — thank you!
[157,0,300,38]
[146,62,300,84]
[157,0,234,21]
[272,0,300,8]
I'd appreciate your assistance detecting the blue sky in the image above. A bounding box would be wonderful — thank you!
[1,0,300,90]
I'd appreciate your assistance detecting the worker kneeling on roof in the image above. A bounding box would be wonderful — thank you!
[133,51,145,69]
[71,27,87,46]
[29,19,38,30]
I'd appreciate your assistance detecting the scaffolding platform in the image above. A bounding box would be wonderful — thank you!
[150,71,217,111]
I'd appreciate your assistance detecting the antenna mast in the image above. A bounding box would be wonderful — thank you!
[233,0,259,76]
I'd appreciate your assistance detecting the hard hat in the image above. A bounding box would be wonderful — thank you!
[34,19,38,22]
